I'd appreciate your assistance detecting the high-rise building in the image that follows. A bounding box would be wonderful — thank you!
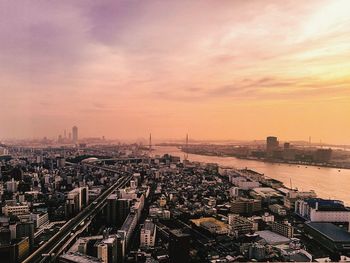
[0,237,30,263]
[140,220,156,247]
[106,194,118,226]
[116,199,131,227]
[72,126,78,143]
[15,222,35,249]
[169,229,191,263]
[106,195,131,227]
[65,187,88,217]
[266,136,279,154]
[6,179,18,193]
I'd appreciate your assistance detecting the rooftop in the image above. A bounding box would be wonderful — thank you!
[170,229,190,238]
[306,222,350,242]
[120,212,137,232]
[256,230,290,245]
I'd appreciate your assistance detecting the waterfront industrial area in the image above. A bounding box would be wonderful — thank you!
[1,130,350,262]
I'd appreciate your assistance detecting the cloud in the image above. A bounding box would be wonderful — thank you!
[0,0,350,142]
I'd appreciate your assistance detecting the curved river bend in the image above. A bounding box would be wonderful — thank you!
[154,146,350,205]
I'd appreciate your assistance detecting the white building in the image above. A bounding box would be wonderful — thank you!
[295,199,350,230]
[284,190,317,209]
[230,176,261,190]
[3,204,29,216]
[30,212,49,228]
[140,220,156,247]
[6,179,18,193]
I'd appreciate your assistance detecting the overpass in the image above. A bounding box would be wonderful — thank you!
[23,172,133,263]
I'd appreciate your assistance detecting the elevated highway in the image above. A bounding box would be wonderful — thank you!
[23,172,133,263]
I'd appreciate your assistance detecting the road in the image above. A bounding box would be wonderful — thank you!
[23,172,133,263]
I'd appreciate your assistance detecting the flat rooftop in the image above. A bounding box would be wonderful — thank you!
[256,230,290,245]
[170,229,190,238]
[306,222,350,242]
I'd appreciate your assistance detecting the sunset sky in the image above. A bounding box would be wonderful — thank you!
[0,0,350,144]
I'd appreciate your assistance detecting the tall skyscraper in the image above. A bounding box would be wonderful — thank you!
[266,136,279,153]
[106,195,131,227]
[72,126,78,143]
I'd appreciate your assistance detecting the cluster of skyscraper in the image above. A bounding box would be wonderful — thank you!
[57,126,78,144]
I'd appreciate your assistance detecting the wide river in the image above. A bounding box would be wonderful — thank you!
[153,146,350,205]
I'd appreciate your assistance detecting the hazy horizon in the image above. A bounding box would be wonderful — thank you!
[2,133,348,147]
[1,1,350,144]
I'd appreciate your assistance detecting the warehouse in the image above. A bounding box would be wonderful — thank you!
[304,222,350,253]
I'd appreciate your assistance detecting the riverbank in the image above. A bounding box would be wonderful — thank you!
[182,149,350,170]
[153,146,350,205]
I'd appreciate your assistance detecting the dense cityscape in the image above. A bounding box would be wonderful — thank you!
[0,127,349,262]
[2,1,350,262]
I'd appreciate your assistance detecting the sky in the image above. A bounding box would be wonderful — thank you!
[0,0,349,144]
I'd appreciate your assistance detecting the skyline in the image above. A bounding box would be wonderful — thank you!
[2,126,346,148]
[1,1,350,144]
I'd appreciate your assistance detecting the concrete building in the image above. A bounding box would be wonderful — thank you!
[248,243,266,261]
[15,222,35,249]
[230,177,260,190]
[305,222,350,254]
[140,220,156,247]
[3,204,29,217]
[269,204,287,216]
[6,179,18,193]
[30,212,49,228]
[228,214,254,237]
[118,211,138,249]
[72,126,78,143]
[97,243,108,263]
[0,237,30,263]
[66,187,89,217]
[256,230,290,245]
[250,187,282,202]
[283,190,317,210]
[271,221,294,238]
[231,198,262,215]
[266,136,279,156]
[295,198,350,230]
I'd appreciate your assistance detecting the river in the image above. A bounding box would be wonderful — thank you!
[153,146,350,205]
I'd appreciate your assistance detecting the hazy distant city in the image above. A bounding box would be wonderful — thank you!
[1,1,350,263]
